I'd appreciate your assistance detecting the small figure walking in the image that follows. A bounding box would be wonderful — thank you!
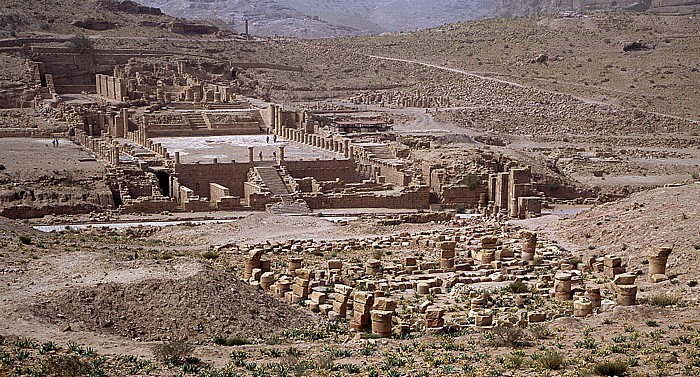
[258,151,263,161]
[273,134,277,143]
[266,135,270,144]
[52,138,58,147]
[272,151,277,161]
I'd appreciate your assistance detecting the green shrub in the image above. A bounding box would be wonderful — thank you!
[593,359,628,376]
[537,349,564,370]
[508,280,530,294]
[461,173,480,190]
[19,235,33,245]
[67,34,94,54]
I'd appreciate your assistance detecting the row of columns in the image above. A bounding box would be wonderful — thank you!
[276,125,352,158]
[246,145,285,163]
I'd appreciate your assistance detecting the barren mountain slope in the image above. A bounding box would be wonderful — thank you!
[137,0,491,37]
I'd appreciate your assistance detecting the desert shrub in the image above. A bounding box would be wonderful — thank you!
[529,324,552,339]
[213,337,252,346]
[0,164,5,170]
[593,359,628,376]
[648,294,679,307]
[508,280,530,294]
[38,355,102,376]
[67,34,94,54]
[19,235,33,245]
[537,349,564,370]
[689,280,698,287]
[486,325,531,348]
[153,339,193,365]
[201,251,219,260]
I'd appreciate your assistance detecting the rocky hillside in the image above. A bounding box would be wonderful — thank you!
[492,0,700,17]
[136,0,491,37]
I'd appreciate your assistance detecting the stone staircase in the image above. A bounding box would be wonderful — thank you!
[254,166,310,214]
[364,144,395,160]
[255,166,290,196]
[184,113,208,130]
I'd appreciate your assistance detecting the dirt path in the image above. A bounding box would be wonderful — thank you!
[367,54,698,123]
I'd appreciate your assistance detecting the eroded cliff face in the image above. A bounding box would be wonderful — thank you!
[491,0,700,16]
[0,180,114,219]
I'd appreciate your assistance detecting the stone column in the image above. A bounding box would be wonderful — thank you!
[478,236,497,264]
[554,273,572,301]
[617,285,638,306]
[648,246,672,280]
[437,241,456,270]
[291,269,311,302]
[425,306,445,334]
[520,231,537,261]
[279,145,285,162]
[174,151,180,165]
[248,146,254,163]
[260,272,275,290]
[350,291,373,331]
[344,139,350,158]
[244,248,264,280]
[370,310,393,338]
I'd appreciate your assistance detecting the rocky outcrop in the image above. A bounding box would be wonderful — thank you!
[168,21,219,35]
[71,18,115,31]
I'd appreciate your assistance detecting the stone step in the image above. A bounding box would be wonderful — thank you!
[254,166,289,196]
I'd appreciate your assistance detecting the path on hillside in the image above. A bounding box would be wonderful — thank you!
[367,54,699,123]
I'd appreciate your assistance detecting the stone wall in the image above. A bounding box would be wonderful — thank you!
[301,186,430,210]
[440,185,488,208]
[173,161,252,198]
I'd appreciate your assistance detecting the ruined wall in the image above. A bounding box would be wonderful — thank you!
[440,185,488,208]
[377,163,411,187]
[173,162,252,198]
[301,187,430,210]
[283,159,359,182]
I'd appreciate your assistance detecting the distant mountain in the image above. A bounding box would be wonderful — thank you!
[136,0,493,38]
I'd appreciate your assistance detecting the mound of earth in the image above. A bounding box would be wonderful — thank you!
[522,183,700,282]
[30,265,318,342]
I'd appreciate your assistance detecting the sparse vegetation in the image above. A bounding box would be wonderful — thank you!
[648,294,680,307]
[152,339,194,365]
[593,359,629,376]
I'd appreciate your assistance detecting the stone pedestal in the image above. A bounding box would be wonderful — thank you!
[617,285,637,306]
[370,310,393,338]
[573,298,593,317]
[648,246,672,280]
